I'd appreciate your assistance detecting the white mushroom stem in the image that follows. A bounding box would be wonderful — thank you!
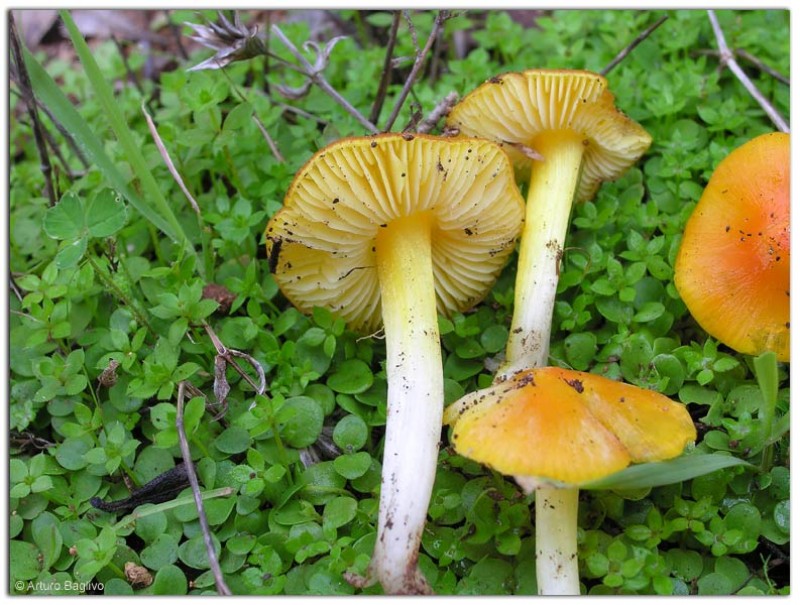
[516,478,579,596]
[501,133,585,380]
[369,212,442,594]
[502,133,585,596]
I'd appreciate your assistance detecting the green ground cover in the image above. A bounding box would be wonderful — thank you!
[9,9,790,595]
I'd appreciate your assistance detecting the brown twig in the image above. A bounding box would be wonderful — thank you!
[111,34,145,98]
[271,25,378,134]
[141,103,202,217]
[369,10,402,125]
[9,13,56,206]
[165,9,190,61]
[383,10,450,132]
[695,48,790,86]
[203,323,266,397]
[416,91,459,133]
[600,14,668,76]
[706,10,789,133]
[175,381,232,595]
[33,94,91,169]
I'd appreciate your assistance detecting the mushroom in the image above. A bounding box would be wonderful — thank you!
[446,69,652,377]
[674,131,790,362]
[443,367,696,594]
[264,133,525,594]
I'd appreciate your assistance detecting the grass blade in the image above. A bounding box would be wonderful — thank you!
[581,453,752,491]
[58,9,195,260]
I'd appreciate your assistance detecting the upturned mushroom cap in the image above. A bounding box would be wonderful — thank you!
[265,133,525,332]
[443,367,696,487]
[674,132,790,362]
[445,69,652,200]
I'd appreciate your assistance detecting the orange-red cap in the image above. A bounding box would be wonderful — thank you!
[674,132,790,361]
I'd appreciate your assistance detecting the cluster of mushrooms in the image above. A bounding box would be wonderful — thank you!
[264,69,790,595]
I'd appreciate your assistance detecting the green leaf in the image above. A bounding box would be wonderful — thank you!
[222,102,254,132]
[326,359,374,394]
[277,396,324,448]
[10,540,42,582]
[43,192,85,240]
[85,189,128,238]
[333,452,372,480]
[582,454,752,490]
[322,496,358,531]
[215,426,252,454]
[152,564,188,595]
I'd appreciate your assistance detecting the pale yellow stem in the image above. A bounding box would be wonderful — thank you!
[501,133,585,380]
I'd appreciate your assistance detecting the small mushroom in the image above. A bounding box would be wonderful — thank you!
[674,132,790,362]
[446,69,652,376]
[265,133,525,594]
[444,367,696,595]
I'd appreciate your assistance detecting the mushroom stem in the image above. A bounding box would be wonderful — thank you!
[369,212,441,594]
[501,133,585,379]
[534,486,580,595]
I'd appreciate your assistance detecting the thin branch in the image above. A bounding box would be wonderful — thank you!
[111,34,145,98]
[141,104,202,217]
[695,48,790,86]
[734,49,789,86]
[165,10,190,60]
[416,91,459,133]
[271,25,378,133]
[369,11,402,125]
[383,10,450,132]
[176,382,232,596]
[403,11,421,55]
[9,13,56,206]
[203,323,266,397]
[600,15,668,76]
[707,10,789,133]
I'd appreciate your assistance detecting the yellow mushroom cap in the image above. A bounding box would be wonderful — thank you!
[444,367,696,487]
[674,132,790,361]
[265,133,525,332]
[445,69,652,201]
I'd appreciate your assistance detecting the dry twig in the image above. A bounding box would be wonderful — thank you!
[383,10,450,132]
[9,13,56,206]
[369,11,402,125]
[707,10,789,133]
[141,103,202,217]
[600,15,668,76]
[416,91,459,134]
[271,25,378,133]
[694,48,790,86]
[175,382,232,595]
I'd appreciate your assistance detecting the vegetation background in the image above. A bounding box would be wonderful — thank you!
[8,8,790,595]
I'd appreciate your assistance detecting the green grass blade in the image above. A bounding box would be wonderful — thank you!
[581,453,753,491]
[23,47,178,241]
[58,9,195,259]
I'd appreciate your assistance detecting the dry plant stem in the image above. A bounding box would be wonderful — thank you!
[271,25,379,134]
[176,381,232,595]
[9,13,56,206]
[33,94,91,169]
[202,323,266,395]
[251,115,285,163]
[111,35,145,98]
[600,15,668,76]
[165,10,190,60]
[707,10,789,133]
[734,49,790,86]
[370,11,402,125]
[416,91,458,134]
[141,104,202,216]
[695,49,790,86]
[383,11,449,132]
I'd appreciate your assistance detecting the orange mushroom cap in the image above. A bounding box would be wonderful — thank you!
[674,132,790,361]
[443,367,696,488]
